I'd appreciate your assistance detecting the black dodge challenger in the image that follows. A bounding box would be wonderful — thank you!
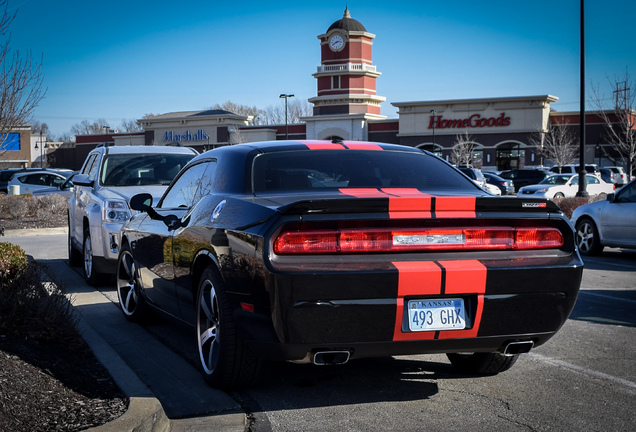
[116,140,583,389]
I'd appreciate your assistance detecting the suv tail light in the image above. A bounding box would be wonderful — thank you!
[274,227,564,254]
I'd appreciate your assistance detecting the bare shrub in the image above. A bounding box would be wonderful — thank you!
[0,261,80,346]
[33,194,69,215]
[553,195,602,219]
[3,195,29,218]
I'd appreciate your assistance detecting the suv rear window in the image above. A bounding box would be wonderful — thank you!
[252,150,473,193]
[100,154,193,186]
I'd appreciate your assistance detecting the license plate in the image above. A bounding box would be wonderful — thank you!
[407,298,466,331]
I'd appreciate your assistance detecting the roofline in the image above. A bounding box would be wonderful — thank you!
[392,95,559,107]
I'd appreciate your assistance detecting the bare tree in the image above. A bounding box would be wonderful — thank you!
[30,120,50,139]
[527,120,577,170]
[70,118,111,136]
[451,130,477,166]
[262,99,313,124]
[119,118,143,132]
[211,101,265,125]
[591,71,636,179]
[0,0,45,154]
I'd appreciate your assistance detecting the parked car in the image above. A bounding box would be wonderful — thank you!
[457,167,487,189]
[7,170,72,195]
[598,168,617,185]
[605,166,628,187]
[549,164,600,177]
[116,140,582,389]
[483,172,515,195]
[68,145,198,285]
[499,169,551,191]
[571,178,636,255]
[32,171,78,198]
[517,174,614,200]
[484,182,502,195]
[0,168,42,194]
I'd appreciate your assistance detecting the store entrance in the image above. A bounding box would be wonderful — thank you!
[496,143,525,171]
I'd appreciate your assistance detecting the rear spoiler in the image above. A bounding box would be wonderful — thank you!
[279,196,562,218]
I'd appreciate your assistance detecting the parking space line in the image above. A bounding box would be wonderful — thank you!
[579,291,636,304]
[528,353,636,391]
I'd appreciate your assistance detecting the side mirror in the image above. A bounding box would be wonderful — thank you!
[606,193,615,202]
[72,174,93,187]
[130,193,153,211]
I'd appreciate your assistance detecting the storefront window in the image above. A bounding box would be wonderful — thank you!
[496,143,526,171]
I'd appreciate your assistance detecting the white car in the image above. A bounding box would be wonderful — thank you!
[68,145,198,285]
[484,182,502,195]
[571,178,636,255]
[8,170,71,195]
[517,174,614,200]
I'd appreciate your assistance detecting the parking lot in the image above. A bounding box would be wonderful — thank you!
[6,232,636,432]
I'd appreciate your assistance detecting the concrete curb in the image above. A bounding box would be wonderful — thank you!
[2,226,68,236]
[75,317,170,432]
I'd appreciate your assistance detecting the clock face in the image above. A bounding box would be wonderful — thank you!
[329,34,344,51]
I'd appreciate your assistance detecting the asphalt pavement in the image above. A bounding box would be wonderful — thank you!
[3,228,246,432]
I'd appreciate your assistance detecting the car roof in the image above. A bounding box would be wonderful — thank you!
[97,145,198,156]
[12,170,69,177]
[188,140,424,163]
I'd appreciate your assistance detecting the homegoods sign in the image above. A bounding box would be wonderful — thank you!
[429,112,511,129]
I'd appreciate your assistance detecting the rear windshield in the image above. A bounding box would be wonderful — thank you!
[100,154,194,186]
[0,171,15,182]
[252,150,473,194]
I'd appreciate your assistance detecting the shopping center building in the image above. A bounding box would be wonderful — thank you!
[15,8,630,172]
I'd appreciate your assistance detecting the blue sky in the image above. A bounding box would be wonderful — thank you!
[8,0,636,138]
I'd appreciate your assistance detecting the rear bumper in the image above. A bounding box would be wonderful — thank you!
[248,331,558,362]
[236,252,583,362]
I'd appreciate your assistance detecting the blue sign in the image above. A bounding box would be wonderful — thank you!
[0,133,20,151]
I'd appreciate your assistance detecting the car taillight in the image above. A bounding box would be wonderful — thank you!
[273,227,564,254]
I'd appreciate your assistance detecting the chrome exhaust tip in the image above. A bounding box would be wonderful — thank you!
[503,341,534,356]
[312,350,351,365]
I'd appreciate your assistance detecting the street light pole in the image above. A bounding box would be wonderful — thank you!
[576,0,589,197]
[430,109,437,149]
[34,131,46,168]
[280,94,294,140]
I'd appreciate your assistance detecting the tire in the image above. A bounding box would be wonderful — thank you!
[575,218,603,256]
[447,352,519,375]
[196,266,260,389]
[553,192,565,199]
[82,227,102,286]
[68,221,82,267]
[116,244,151,323]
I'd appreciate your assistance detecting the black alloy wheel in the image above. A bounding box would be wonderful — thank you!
[116,244,150,322]
[196,265,260,389]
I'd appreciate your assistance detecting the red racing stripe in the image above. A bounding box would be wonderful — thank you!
[392,261,442,341]
[437,260,486,339]
[434,196,476,219]
[305,142,346,150]
[338,188,386,198]
[392,259,487,341]
[342,143,383,150]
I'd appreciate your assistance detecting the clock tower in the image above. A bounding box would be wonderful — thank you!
[305,8,386,140]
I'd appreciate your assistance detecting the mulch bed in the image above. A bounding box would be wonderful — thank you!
[0,335,128,431]
[0,215,129,431]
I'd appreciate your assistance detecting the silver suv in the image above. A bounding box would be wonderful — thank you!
[68,145,197,285]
